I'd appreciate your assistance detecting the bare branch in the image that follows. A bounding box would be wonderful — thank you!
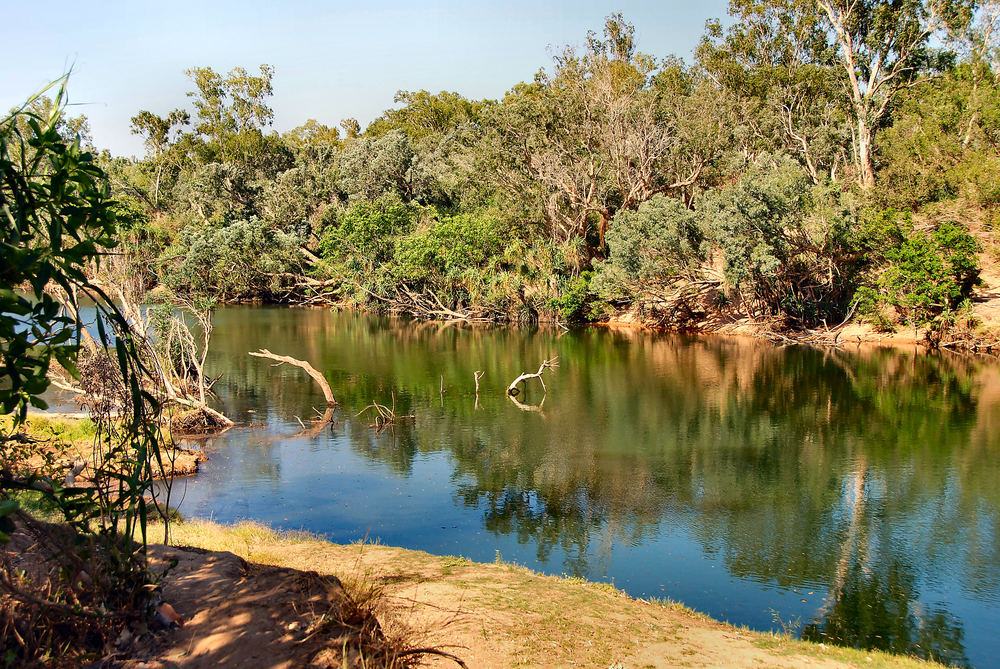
[248,349,337,406]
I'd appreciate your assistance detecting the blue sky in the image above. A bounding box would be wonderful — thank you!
[2,1,730,157]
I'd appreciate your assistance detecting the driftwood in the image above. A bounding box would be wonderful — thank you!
[473,371,485,409]
[63,459,87,487]
[506,357,559,396]
[356,393,414,434]
[248,349,338,406]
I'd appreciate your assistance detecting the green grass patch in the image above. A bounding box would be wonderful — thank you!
[1,413,97,444]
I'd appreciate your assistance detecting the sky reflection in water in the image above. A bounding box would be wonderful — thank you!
[162,306,999,667]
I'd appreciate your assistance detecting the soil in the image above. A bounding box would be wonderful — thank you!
[115,546,385,668]
[137,520,941,669]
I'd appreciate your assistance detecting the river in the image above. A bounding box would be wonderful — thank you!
[163,306,999,667]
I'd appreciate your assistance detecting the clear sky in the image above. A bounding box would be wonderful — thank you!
[2,1,730,157]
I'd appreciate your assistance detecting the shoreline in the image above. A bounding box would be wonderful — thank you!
[156,518,945,668]
[213,296,1000,357]
[9,401,964,666]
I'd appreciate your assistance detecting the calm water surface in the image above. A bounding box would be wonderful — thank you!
[166,306,999,667]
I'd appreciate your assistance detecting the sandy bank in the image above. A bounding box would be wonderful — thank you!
[150,519,944,668]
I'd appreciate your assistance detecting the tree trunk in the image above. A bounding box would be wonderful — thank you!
[856,116,876,189]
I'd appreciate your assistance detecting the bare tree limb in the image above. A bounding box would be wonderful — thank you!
[248,349,338,406]
[507,358,559,396]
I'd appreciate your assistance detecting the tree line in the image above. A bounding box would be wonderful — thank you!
[72,1,1000,333]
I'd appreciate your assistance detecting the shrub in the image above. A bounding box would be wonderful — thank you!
[162,218,303,300]
[394,212,506,281]
[550,271,594,321]
[854,211,981,326]
[592,194,704,302]
[697,155,858,324]
[318,196,416,272]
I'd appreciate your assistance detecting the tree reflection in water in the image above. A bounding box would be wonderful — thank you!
[192,307,1000,665]
[804,561,968,667]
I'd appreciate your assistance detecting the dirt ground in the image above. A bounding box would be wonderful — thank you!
[117,546,391,668]
[145,520,942,669]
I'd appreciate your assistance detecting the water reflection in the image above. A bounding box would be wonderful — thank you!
[804,561,968,666]
[170,307,999,667]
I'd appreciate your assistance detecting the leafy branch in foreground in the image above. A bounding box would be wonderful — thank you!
[1,77,170,664]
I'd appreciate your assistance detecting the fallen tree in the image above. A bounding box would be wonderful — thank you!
[507,357,559,396]
[247,349,338,406]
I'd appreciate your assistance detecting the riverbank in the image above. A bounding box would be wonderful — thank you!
[1,413,205,480]
[148,518,944,668]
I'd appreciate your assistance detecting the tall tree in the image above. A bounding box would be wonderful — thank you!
[698,1,849,183]
[816,0,975,188]
[703,0,975,188]
[185,64,275,164]
[488,15,724,249]
[130,108,189,209]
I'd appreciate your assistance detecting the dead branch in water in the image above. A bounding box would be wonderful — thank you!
[507,358,559,396]
[356,393,414,434]
[474,370,485,409]
[248,349,338,406]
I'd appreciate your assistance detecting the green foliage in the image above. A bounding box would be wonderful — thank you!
[2,80,167,662]
[879,64,1000,209]
[367,89,485,142]
[0,82,117,419]
[163,218,303,300]
[551,271,595,321]
[394,212,505,280]
[319,196,416,271]
[337,130,430,203]
[701,155,859,323]
[593,194,705,302]
[855,211,981,325]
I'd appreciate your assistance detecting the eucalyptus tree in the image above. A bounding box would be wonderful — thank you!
[179,65,292,219]
[487,15,724,251]
[366,89,486,143]
[185,64,275,164]
[129,108,189,209]
[816,0,976,188]
[698,0,851,183]
[702,0,976,188]
[283,118,342,149]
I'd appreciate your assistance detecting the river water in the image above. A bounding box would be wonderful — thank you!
[164,306,999,667]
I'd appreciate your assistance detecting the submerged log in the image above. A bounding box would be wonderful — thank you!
[506,357,559,396]
[248,349,338,406]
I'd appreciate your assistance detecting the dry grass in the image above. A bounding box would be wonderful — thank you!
[154,518,946,669]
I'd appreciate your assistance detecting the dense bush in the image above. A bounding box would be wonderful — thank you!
[318,196,416,273]
[592,194,705,302]
[878,66,1000,211]
[699,156,858,324]
[103,14,1000,330]
[163,218,303,300]
[394,212,506,281]
[2,83,165,664]
[855,211,981,326]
